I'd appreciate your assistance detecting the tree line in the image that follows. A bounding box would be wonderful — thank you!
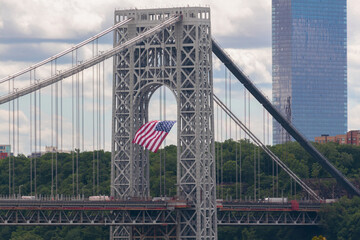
[0,140,359,239]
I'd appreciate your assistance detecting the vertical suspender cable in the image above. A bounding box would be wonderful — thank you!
[92,41,95,195]
[163,86,166,196]
[103,61,105,150]
[276,159,279,197]
[34,70,37,198]
[244,89,246,141]
[82,70,84,151]
[76,50,80,197]
[258,146,260,199]
[34,73,37,198]
[263,108,265,144]
[262,108,266,198]
[239,125,242,201]
[76,64,79,197]
[51,65,54,198]
[267,112,270,146]
[220,107,223,199]
[29,73,32,196]
[55,60,58,198]
[235,124,238,200]
[33,70,36,197]
[253,145,256,201]
[39,75,42,161]
[272,144,275,197]
[12,78,15,196]
[9,78,11,196]
[248,90,250,134]
[38,76,41,196]
[61,68,63,152]
[225,68,227,141]
[159,87,162,196]
[229,72,232,197]
[216,104,219,198]
[78,69,80,196]
[229,72,231,138]
[97,45,100,194]
[72,51,75,197]
[17,93,19,156]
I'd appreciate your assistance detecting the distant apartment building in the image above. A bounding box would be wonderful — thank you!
[28,146,71,158]
[315,130,360,146]
[0,145,11,159]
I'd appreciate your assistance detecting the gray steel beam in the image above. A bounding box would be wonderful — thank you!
[0,208,319,226]
[211,38,360,197]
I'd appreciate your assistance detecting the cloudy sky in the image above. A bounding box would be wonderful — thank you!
[0,0,359,154]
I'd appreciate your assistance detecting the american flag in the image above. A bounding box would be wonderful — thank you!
[132,120,176,153]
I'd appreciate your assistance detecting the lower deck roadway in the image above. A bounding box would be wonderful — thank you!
[0,200,321,226]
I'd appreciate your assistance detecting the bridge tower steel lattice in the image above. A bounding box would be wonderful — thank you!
[111,7,217,240]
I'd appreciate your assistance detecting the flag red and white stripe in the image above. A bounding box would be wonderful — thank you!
[132,120,176,153]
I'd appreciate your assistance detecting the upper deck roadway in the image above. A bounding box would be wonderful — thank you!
[0,199,321,226]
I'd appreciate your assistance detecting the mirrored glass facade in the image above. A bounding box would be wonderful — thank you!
[272,0,347,144]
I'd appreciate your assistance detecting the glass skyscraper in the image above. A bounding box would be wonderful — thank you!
[272,0,347,145]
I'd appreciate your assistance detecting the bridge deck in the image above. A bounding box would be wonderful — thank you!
[0,200,321,226]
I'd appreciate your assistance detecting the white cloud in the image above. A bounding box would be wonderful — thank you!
[211,0,271,38]
[0,0,270,41]
[0,0,110,39]
[347,45,360,130]
[348,0,360,46]
[348,103,360,131]
[226,47,272,85]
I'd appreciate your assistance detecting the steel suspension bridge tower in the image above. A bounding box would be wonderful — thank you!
[111,7,216,239]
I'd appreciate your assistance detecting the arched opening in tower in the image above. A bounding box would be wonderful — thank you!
[147,85,177,198]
